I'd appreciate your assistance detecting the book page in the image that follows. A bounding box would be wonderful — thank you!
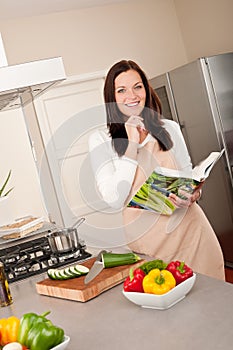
[127,172,199,216]
[192,149,224,181]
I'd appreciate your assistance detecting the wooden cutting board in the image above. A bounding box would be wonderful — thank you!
[36,257,145,302]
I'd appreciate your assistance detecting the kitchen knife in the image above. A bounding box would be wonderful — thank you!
[84,250,107,284]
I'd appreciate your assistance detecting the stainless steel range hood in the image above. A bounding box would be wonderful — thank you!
[0,34,66,111]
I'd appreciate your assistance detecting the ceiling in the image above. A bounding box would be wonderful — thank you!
[0,0,130,20]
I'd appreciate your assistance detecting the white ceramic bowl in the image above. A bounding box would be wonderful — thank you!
[50,335,70,350]
[122,273,196,310]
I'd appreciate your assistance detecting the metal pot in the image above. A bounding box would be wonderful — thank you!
[47,228,80,254]
[47,217,85,254]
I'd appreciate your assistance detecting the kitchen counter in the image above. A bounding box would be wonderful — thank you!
[1,271,233,350]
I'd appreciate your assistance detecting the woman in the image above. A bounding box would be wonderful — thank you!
[89,60,225,280]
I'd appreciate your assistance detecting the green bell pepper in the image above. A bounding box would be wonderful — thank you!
[26,322,64,350]
[17,311,64,350]
[17,311,51,345]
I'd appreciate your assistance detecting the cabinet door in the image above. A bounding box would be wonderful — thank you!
[31,75,107,227]
[24,74,126,248]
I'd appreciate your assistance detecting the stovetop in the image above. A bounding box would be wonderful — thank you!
[0,223,92,283]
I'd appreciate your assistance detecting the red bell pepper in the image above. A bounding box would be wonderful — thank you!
[123,268,146,293]
[166,261,193,285]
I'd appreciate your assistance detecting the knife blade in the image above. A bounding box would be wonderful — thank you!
[84,250,107,284]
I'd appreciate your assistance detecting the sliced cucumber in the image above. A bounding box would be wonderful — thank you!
[47,264,89,280]
[53,270,62,279]
[47,269,57,279]
[62,268,74,278]
[69,266,81,276]
[54,270,69,280]
[74,264,89,275]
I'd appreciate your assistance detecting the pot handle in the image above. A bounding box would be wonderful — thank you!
[72,217,85,229]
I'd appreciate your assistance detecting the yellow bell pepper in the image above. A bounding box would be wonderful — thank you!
[0,316,20,345]
[142,268,176,295]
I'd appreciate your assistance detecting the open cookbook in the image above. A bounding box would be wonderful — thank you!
[127,149,225,216]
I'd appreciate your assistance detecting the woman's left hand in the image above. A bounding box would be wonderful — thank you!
[169,188,202,208]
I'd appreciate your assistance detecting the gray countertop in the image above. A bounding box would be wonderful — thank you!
[1,271,233,350]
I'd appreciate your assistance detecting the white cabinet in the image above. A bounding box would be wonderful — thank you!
[24,73,106,227]
[23,72,127,248]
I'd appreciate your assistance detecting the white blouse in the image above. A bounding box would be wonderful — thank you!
[88,119,192,209]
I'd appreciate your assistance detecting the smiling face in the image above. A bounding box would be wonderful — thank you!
[114,69,146,117]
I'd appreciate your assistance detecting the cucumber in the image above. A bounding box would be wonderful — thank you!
[69,266,81,276]
[47,264,89,280]
[102,252,141,268]
[47,269,57,279]
[63,268,75,278]
[58,270,70,279]
[74,264,89,274]
[54,270,68,280]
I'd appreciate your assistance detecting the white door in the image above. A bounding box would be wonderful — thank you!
[25,73,125,248]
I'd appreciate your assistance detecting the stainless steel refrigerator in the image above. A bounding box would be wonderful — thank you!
[150,52,233,267]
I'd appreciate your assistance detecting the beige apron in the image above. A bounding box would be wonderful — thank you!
[123,139,225,281]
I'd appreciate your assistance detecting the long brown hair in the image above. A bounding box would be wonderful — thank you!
[104,60,173,156]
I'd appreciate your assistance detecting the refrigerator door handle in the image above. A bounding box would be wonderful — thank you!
[179,120,194,161]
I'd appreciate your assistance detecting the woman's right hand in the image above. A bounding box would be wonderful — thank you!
[125,115,145,144]
[168,187,202,208]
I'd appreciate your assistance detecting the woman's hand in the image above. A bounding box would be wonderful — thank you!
[169,188,202,208]
[125,115,145,143]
